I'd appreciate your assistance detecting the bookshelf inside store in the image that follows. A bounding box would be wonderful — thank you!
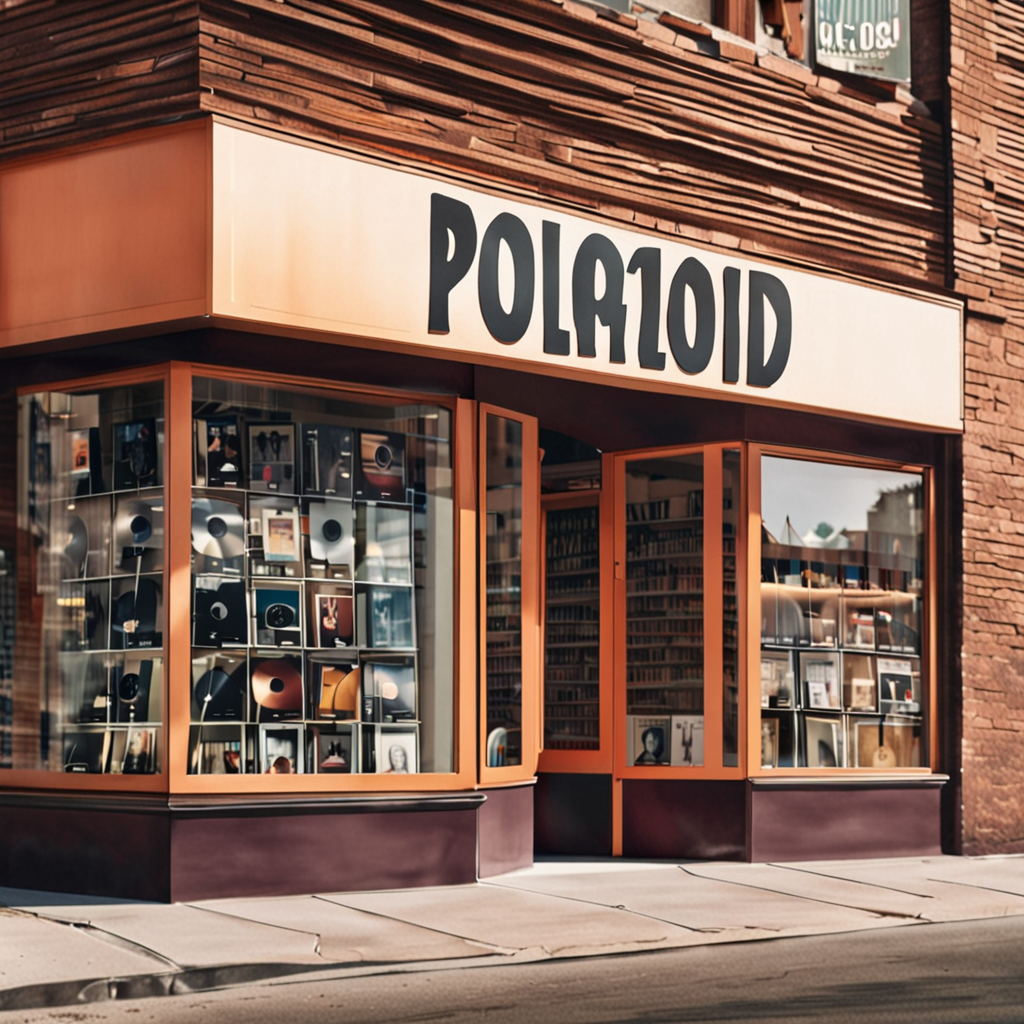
[625,454,705,768]
[759,456,926,770]
[544,504,600,751]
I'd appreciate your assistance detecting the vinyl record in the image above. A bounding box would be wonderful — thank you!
[115,499,158,557]
[194,666,245,720]
[191,498,245,560]
[309,500,353,565]
[63,514,89,576]
[251,658,303,711]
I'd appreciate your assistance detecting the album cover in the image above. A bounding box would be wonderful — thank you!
[261,724,303,773]
[313,661,360,720]
[357,505,412,584]
[760,651,794,709]
[800,653,840,710]
[842,652,877,711]
[629,715,671,765]
[251,656,303,719]
[197,416,242,488]
[358,585,414,649]
[804,715,841,768]
[307,585,354,649]
[190,726,244,775]
[113,418,159,491]
[261,507,301,563]
[191,651,247,721]
[69,426,104,497]
[61,651,110,724]
[669,714,704,766]
[191,496,246,573]
[854,718,920,769]
[374,727,417,775]
[59,581,108,652]
[253,584,302,646]
[58,495,111,580]
[193,577,248,647]
[249,423,296,493]
[310,727,354,774]
[62,730,105,773]
[356,431,406,502]
[846,605,876,649]
[110,576,162,650]
[365,659,416,723]
[302,423,354,498]
[111,656,159,724]
[122,726,156,774]
[878,658,919,713]
[308,499,354,573]
[113,494,163,574]
[103,729,128,774]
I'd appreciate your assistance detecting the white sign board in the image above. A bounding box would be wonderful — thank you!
[212,123,963,431]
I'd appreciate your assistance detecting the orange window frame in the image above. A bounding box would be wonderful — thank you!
[745,443,937,778]
[478,403,541,787]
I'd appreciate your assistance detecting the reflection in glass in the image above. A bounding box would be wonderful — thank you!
[760,456,925,768]
[625,454,704,767]
[485,415,523,767]
[14,383,166,773]
[722,449,740,767]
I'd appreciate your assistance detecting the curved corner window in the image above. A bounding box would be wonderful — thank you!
[11,380,167,774]
[759,456,926,769]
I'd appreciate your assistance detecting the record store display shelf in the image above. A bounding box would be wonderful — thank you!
[543,503,600,751]
[189,380,451,778]
[759,570,924,770]
[26,382,166,775]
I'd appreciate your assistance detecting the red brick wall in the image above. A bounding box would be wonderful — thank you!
[951,0,1024,855]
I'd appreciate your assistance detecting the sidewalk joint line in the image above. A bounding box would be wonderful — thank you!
[924,876,1024,901]
[677,867,926,921]
[767,863,936,900]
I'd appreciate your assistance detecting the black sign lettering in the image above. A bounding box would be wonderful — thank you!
[543,221,571,356]
[747,270,792,388]
[722,266,741,384]
[428,194,478,334]
[666,257,715,375]
[572,233,626,363]
[627,247,665,371]
[478,212,535,345]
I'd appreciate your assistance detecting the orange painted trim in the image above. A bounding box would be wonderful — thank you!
[703,446,725,771]
[611,775,623,856]
[167,363,195,793]
[926,467,939,770]
[537,487,611,775]
[455,398,478,784]
[746,444,764,777]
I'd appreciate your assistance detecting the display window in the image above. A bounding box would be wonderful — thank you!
[479,405,541,784]
[8,371,168,786]
[749,448,932,774]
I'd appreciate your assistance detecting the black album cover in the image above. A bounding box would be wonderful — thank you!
[111,658,155,723]
[191,654,247,721]
[110,577,162,650]
[113,419,158,490]
[193,577,248,647]
[358,586,413,649]
[249,423,296,493]
[113,496,163,574]
[199,416,242,488]
[302,424,354,498]
[365,660,416,722]
[254,585,302,646]
[356,431,405,502]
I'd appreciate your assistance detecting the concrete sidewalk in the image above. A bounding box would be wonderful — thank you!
[2,854,1024,1012]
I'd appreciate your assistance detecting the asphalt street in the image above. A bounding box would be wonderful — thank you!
[4,915,1023,1024]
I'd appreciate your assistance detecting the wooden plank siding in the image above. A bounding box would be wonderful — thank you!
[1,0,945,289]
[950,0,1024,857]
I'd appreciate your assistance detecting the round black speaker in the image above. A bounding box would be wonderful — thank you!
[321,518,343,543]
[374,444,394,470]
[118,672,140,703]
[264,602,295,629]
[208,516,228,538]
[130,515,152,544]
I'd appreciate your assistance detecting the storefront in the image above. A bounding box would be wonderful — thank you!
[0,117,963,899]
